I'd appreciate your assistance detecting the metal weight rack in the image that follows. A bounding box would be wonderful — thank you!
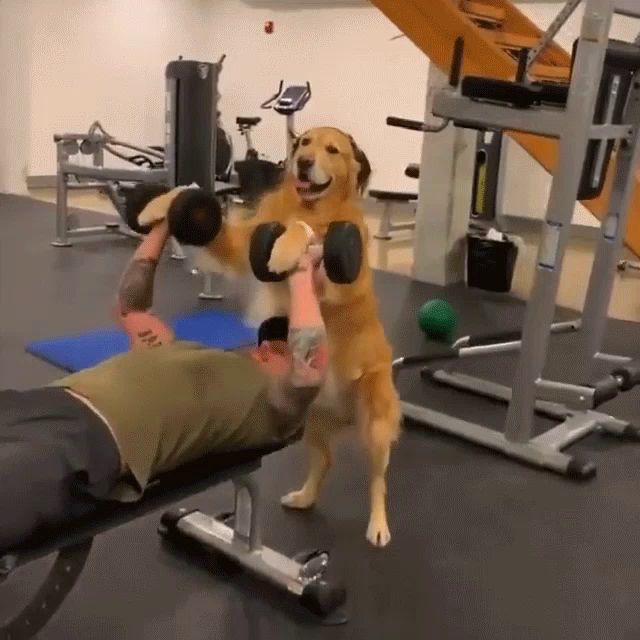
[395,0,640,478]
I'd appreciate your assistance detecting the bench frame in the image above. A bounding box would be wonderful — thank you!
[0,450,346,639]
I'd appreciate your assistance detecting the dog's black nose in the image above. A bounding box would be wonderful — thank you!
[297,156,314,174]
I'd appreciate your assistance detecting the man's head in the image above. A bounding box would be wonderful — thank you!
[246,316,291,376]
[291,127,371,202]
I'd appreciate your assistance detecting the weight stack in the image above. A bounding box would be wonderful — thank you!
[471,130,503,222]
[165,59,220,191]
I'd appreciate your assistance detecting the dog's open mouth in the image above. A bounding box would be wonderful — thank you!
[295,178,332,197]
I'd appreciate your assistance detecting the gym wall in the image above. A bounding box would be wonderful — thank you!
[0,0,30,195]
[1,0,209,194]
[2,0,639,215]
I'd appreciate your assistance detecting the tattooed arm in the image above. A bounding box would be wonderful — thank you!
[116,220,175,350]
[268,252,329,423]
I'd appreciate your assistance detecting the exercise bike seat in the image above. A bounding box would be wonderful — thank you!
[236,117,261,127]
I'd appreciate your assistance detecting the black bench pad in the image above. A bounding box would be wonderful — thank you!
[236,117,262,127]
[1,443,286,564]
[369,190,418,202]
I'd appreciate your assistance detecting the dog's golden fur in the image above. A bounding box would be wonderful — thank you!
[141,127,401,546]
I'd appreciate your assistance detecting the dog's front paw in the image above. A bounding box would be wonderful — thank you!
[366,515,391,548]
[138,202,168,227]
[268,234,306,275]
[281,489,316,510]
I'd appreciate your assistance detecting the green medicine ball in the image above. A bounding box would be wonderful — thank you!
[417,299,457,341]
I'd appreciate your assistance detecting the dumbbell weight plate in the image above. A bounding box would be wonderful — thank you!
[63,140,80,156]
[79,139,96,155]
[167,189,223,247]
[122,183,170,235]
[250,222,288,282]
[323,222,363,284]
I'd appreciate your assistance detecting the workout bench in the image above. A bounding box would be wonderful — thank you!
[369,164,419,240]
[0,445,347,639]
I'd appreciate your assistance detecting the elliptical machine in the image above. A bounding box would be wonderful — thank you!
[233,81,312,206]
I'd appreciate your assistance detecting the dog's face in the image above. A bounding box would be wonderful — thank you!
[291,127,371,202]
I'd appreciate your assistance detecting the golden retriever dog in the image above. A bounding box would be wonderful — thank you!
[140,127,402,547]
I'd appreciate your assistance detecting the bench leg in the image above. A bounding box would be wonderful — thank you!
[198,272,224,301]
[51,171,72,247]
[374,202,416,240]
[159,473,347,624]
[374,202,393,240]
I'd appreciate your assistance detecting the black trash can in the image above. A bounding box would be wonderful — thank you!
[467,233,518,293]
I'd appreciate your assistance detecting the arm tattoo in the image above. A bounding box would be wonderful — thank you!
[289,327,328,388]
[136,329,162,348]
[118,258,157,315]
[267,327,328,425]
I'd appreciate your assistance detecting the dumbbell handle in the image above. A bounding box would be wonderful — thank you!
[307,243,324,263]
[251,221,361,285]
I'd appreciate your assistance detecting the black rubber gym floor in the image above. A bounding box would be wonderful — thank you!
[1,194,640,640]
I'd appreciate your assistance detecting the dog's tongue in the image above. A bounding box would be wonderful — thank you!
[295,179,311,190]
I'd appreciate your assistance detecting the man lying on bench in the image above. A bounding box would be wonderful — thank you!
[0,215,328,553]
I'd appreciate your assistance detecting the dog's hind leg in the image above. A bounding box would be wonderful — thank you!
[357,367,401,548]
[281,414,334,510]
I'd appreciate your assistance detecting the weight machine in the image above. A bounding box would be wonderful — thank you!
[394,0,640,478]
[52,56,233,299]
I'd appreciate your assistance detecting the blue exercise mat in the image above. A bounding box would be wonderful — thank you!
[26,309,257,372]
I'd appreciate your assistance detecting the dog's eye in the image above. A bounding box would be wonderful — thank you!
[326,145,339,154]
[300,138,311,147]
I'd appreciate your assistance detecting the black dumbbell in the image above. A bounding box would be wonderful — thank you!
[167,188,222,246]
[124,184,222,246]
[249,221,363,284]
[123,183,170,234]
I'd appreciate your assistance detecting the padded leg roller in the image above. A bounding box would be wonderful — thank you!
[158,476,347,624]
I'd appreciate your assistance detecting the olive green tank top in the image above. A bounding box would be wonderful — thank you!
[51,341,287,500]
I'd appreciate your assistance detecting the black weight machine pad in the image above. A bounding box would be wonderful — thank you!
[369,190,418,202]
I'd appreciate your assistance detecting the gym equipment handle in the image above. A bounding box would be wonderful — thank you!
[302,81,312,107]
[449,37,465,87]
[393,349,459,371]
[466,329,526,347]
[386,115,449,134]
[386,117,427,132]
[261,80,284,109]
[463,320,580,348]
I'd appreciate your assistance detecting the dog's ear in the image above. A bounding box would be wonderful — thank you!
[348,136,372,194]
